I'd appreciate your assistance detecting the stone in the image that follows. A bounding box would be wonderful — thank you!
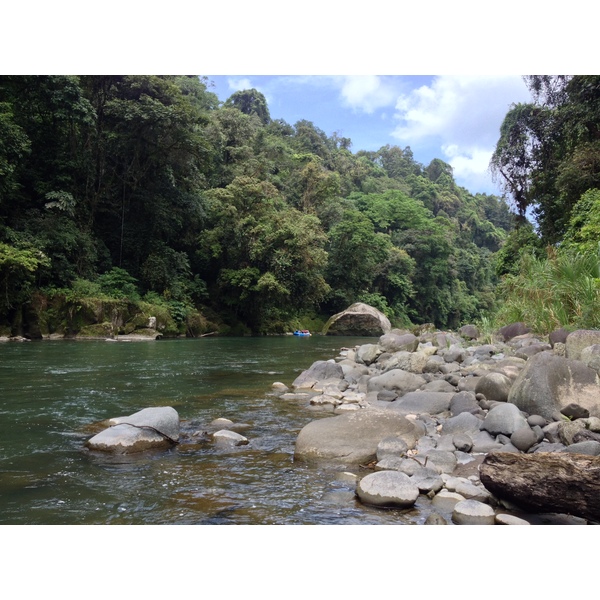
[356,471,420,508]
[376,436,409,460]
[498,322,531,342]
[508,351,600,419]
[510,426,538,452]
[452,499,496,525]
[459,324,479,340]
[560,403,590,420]
[431,489,466,511]
[86,406,179,454]
[452,433,473,452]
[356,344,381,366]
[213,430,249,446]
[441,412,483,437]
[410,467,444,494]
[481,403,528,436]
[271,382,289,393]
[378,333,419,353]
[387,391,453,416]
[323,302,391,336]
[566,329,600,361]
[366,369,426,396]
[422,449,457,474]
[549,327,570,348]
[562,441,600,456]
[475,372,513,402]
[292,360,344,390]
[294,408,424,465]
[424,513,448,524]
[495,514,531,525]
[580,344,600,373]
[450,391,481,416]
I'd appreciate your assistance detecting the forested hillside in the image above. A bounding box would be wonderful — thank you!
[0,75,514,336]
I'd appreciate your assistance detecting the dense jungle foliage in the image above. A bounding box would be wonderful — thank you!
[0,75,563,337]
[491,75,600,334]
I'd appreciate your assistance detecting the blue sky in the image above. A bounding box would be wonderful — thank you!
[205,75,532,196]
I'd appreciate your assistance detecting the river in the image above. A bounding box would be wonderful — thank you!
[0,335,437,525]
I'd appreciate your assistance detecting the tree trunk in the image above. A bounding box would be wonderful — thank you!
[479,451,600,522]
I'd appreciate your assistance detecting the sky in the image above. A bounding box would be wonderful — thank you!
[205,74,532,196]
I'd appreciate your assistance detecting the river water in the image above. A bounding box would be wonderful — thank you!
[0,335,437,525]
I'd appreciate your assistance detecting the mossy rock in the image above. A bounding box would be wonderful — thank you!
[78,322,114,338]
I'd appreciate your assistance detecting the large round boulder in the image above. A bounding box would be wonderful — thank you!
[294,408,424,464]
[508,351,600,419]
[322,302,391,336]
[292,360,344,390]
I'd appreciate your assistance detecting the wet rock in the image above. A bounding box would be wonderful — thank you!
[292,360,344,390]
[213,430,249,446]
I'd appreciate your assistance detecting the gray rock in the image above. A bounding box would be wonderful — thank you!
[580,344,600,373]
[442,412,483,436]
[423,379,457,393]
[387,391,453,416]
[475,372,513,402]
[562,441,600,455]
[213,430,249,446]
[549,327,570,348]
[292,360,344,390]
[411,467,444,494]
[495,514,531,525]
[498,322,531,342]
[527,414,547,428]
[367,369,426,396]
[508,354,600,420]
[452,433,473,452]
[481,403,528,436]
[356,471,420,507]
[560,403,590,420]
[431,489,466,511]
[356,344,381,366]
[566,329,600,361]
[422,449,457,474]
[510,426,538,452]
[294,408,424,465]
[87,406,180,454]
[459,325,480,340]
[452,499,496,525]
[376,436,409,460]
[450,391,481,416]
[378,333,419,353]
[471,430,505,453]
[424,513,448,524]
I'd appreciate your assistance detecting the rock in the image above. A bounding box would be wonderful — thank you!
[387,391,454,416]
[450,391,481,416]
[452,433,473,452]
[376,436,409,460]
[356,344,381,366]
[86,406,179,454]
[562,441,600,455]
[410,467,444,494]
[549,327,570,348]
[560,403,590,420]
[422,449,457,474]
[480,451,600,522]
[292,360,344,390]
[323,302,391,336]
[475,372,513,402]
[424,513,448,524]
[424,379,457,393]
[366,369,426,396]
[452,499,496,525]
[441,412,483,437]
[459,324,479,340]
[510,426,538,452]
[508,351,600,420]
[271,381,289,394]
[481,403,528,436]
[495,513,531,525]
[565,329,600,361]
[580,344,600,374]
[431,489,466,511]
[498,322,531,342]
[213,430,249,446]
[356,471,420,508]
[378,333,419,353]
[294,408,424,465]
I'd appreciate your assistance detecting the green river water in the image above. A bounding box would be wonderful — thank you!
[0,335,438,525]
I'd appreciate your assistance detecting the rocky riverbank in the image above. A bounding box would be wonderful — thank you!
[273,324,600,525]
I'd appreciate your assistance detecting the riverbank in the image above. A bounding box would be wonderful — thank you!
[279,325,600,524]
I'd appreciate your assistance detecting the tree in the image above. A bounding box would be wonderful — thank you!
[225,88,271,125]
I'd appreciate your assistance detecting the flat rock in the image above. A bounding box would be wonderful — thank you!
[452,499,496,525]
[356,471,420,508]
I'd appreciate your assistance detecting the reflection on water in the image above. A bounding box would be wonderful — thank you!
[0,336,435,525]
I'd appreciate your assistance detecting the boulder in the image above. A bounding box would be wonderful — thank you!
[481,403,528,436]
[322,302,391,336]
[452,500,495,525]
[565,329,600,361]
[508,352,600,419]
[459,324,479,340]
[294,408,424,465]
[378,332,419,353]
[292,360,344,390]
[86,406,179,454]
[475,372,513,402]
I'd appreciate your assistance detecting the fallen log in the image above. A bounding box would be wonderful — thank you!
[479,451,600,522]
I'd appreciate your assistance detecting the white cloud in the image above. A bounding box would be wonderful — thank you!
[227,77,254,92]
[337,76,398,114]
[391,75,531,193]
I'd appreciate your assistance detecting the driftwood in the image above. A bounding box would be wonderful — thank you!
[479,451,600,522]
